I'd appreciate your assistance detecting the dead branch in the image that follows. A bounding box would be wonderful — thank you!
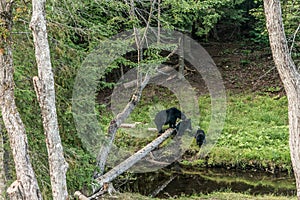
[120,122,142,128]
[148,127,158,132]
[88,183,117,200]
[290,23,300,53]
[123,66,173,89]
[74,191,89,200]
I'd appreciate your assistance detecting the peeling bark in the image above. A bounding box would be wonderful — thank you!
[0,1,42,199]
[264,0,300,199]
[29,0,68,199]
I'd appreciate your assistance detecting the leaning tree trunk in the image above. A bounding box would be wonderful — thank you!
[0,1,42,199]
[264,0,300,199]
[30,0,68,199]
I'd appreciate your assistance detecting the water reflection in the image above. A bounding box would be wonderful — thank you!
[120,168,296,198]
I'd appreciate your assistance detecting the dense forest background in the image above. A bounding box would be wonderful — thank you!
[2,0,300,198]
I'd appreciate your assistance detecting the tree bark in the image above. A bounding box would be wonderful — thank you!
[29,0,68,199]
[264,0,300,199]
[0,1,42,199]
[0,121,5,199]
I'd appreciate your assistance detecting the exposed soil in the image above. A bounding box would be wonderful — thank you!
[97,41,285,105]
[195,42,284,95]
[173,41,285,96]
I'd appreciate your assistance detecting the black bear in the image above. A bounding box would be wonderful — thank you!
[172,118,192,136]
[154,107,186,134]
[195,129,206,147]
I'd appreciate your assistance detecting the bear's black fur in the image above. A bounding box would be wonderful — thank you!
[195,129,206,147]
[154,107,186,134]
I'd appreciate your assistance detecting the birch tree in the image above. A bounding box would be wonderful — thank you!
[30,0,68,199]
[264,0,300,199]
[0,0,42,199]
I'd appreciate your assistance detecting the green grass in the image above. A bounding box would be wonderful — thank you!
[193,93,290,171]
[114,92,291,172]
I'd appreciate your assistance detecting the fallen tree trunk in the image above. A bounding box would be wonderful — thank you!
[75,128,175,198]
[97,128,174,186]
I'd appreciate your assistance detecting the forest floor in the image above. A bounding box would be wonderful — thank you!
[98,41,285,105]
[162,41,283,96]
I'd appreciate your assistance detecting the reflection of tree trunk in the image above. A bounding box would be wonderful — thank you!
[0,1,42,199]
[0,122,5,199]
[30,0,68,199]
[264,1,300,199]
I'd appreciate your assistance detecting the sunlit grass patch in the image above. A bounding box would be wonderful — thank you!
[195,93,290,171]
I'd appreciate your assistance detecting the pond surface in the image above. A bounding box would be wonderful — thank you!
[120,167,296,198]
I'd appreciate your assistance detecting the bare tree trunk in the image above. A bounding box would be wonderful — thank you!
[95,76,150,177]
[264,1,300,199]
[0,121,5,199]
[0,1,42,199]
[29,0,68,199]
[96,128,174,186]
[95,0,155,178]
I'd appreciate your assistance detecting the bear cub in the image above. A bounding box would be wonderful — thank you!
[195,129,206,147]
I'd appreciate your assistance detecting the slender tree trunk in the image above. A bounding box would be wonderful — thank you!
[0,1,42,199]
[29,0,69,199]
[264,1,300,199]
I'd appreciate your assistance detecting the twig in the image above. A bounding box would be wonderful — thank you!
[290,23,300,54]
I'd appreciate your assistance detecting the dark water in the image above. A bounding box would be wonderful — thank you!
[119,168,296,198]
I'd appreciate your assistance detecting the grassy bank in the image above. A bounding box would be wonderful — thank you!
[191,93,290,172]
[100,191,296,200]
